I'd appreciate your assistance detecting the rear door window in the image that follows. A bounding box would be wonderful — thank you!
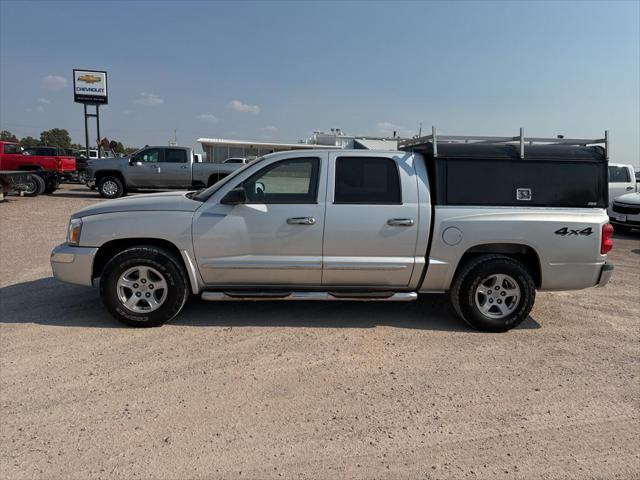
[608,166,630,182]
[163,149,188,163]
[334,157,401,204]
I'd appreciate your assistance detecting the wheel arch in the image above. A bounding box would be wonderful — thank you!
[95,170,126,184]
[92,237,199,293]
[454,243,542,288]
[17,165,44,171]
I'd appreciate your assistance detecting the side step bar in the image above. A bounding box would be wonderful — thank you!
[201,291,418,302]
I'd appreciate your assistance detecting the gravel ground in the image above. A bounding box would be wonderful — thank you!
[1,184,639,480]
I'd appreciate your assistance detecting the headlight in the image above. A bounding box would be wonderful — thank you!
[67,218,83,246]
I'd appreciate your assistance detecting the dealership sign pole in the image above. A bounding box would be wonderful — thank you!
[73,69,108,159]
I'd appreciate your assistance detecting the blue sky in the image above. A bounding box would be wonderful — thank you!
[1,0,638,166]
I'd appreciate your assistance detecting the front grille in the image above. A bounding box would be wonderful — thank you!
[612,203,640,215]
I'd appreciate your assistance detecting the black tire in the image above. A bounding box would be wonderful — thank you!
[100,246,189,327]
[98,176,125,199]
[22,174,45,197]
[613,223,632,233]
[450,255,536,332]
[44,181,59,194]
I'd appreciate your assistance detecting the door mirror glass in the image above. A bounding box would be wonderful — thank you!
[220,187,247,205]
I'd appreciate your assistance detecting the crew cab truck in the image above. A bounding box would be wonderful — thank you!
[85,146,240,199]
[0,141,76,195]
[51,129,614,332]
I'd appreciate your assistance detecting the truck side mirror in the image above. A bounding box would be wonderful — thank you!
[220,187,246,205]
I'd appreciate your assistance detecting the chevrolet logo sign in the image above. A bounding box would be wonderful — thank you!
[78,74,101,84]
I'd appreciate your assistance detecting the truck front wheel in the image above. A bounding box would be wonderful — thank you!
[98,176,125,198]
[100,246,189,327]
[450,255,536,332]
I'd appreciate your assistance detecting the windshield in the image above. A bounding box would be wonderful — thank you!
[192,156,266,202]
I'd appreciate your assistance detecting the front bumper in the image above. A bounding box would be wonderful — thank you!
[50,243,98,287]
[596,262,614,287]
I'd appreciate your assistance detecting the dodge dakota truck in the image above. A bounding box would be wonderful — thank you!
[0,141,76,195]
[51,129,614,332]
[84,146,240,198]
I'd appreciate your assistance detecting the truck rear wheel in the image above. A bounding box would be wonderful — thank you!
[100,246,189,327]
[98,176,125,199]
[23,174,45,197]
[450,255,535,332]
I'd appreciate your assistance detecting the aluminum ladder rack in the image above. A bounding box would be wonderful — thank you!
[398,127,609,160]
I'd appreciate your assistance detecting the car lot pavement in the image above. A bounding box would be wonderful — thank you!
[1,185,639,479]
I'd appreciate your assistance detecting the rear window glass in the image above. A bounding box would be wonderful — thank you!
[334,157,401,204]
[608,166,630,183]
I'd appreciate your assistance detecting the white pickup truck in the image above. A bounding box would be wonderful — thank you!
[51,130,614,332]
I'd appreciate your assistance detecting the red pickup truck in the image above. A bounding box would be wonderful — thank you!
[0,141,76,195]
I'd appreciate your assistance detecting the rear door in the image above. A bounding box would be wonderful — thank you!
[609,165,635,203]
[157,148,191,188]
[322,152,420,287]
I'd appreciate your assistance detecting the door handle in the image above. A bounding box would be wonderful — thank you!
[387,218,414,226]
[626,186,634,191]
[287,217,316,225]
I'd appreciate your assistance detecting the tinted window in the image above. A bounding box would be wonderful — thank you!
[138,149,161,163]
[243,157,319,203]
[3,144,22,154]
[25,147,54,156]
[163,149,187,163]
[334,157,401,204]
[608,166,630,183]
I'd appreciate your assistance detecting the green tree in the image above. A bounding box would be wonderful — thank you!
[20,136,40,148]
[40,128,72,148]
[0,130,18,142]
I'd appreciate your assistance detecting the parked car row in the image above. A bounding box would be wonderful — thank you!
[0,141,76,196]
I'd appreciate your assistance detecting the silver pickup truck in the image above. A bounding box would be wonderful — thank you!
[85,146,240,198]
[51,130,614,332]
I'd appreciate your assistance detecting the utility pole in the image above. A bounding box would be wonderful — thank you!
[418,122,422,137]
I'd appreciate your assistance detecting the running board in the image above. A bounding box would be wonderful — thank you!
[201,291,418,302]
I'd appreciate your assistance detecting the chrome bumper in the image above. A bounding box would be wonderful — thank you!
[597,262,614,287]
[50,243,98,287]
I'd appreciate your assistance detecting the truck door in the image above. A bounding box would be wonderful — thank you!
[608,165,636,203]
[157,148,191,188]
[322,152,420,287]
[192,153,327,286]
[127,147,163,187]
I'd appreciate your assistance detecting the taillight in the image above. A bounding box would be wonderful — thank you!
[601,223,613,255]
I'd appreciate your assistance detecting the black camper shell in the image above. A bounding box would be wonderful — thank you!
[399,129,608,209]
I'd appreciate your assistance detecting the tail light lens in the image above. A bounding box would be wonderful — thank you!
[601,223,614,255]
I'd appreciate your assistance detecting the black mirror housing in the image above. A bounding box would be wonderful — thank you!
[220,187,246,205]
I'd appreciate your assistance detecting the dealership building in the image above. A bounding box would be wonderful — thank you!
[197,130,399,163]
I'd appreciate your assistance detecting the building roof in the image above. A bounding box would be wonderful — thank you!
[197,138,339,149]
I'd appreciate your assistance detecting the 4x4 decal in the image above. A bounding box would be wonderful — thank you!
[554,227,594,236]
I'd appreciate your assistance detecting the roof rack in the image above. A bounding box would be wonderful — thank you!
[398,127,609,160]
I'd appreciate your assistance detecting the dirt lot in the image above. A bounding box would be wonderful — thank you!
[1,184,639,480]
